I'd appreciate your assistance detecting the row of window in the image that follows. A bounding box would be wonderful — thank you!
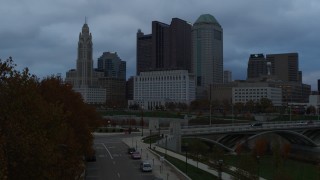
[135,76,186,81]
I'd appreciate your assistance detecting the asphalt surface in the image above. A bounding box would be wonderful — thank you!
[85,133,156,180]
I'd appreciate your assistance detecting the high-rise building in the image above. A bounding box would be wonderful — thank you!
[136,30,152,75]
[192,14,223,99]
[223,70,232,83]
[97,52,126,80]
[247,54,268,79]
[136,18,192,75]
[65,21,106,104]
[266,53,299,82]
[76,22,94,87]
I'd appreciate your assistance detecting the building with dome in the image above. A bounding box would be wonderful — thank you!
[192,14,223,99]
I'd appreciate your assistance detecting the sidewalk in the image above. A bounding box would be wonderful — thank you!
[122,136,189,180]
[123,135,265,180]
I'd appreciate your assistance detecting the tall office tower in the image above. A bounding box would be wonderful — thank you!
[136,29,152,75]
[266,53,299,82]
[76,21,93,87]
[97,52,126,80]
[223,70,232,83]
[169,18,192,72]
[192,14,223,99]
[247,54,268,79]
[136,18,192,74]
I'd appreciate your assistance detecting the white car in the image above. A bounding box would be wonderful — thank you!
[140,161,152,172]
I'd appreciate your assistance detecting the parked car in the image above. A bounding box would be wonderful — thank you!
[128,147,136,154]
[250,122,263,127]
[131,151,141,159]
[307,120,314,125]
[140,161,152,172]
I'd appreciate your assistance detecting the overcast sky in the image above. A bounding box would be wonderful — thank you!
[1,0,320,89]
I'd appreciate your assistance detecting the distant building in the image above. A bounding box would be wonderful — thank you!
[247,54,268,80]
[223,70,232,83]
[65,21,127,105]
[266,53,299,82]
[136,18,192,75]
[192,14,223,99]
[129,70,195,110]
[126,76,134,101]
[97,52,126,80]
[232,86,282,107]
[318,79,320,93]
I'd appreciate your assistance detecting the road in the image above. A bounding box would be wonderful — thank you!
[85,133,156,180]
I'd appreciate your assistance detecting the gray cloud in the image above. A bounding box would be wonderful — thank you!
[1,0,320,89]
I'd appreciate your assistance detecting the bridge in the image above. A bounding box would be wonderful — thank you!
[157,121,320,153]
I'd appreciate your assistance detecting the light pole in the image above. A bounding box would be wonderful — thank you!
[165,135,168,157]
[209,85,212,126]
[149,129,152,149]
[218,159,223,180]
[257,155,260,178]
[141,106,144,136]
[185,143,188,175]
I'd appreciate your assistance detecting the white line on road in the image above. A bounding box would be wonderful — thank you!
[113,161,115,165]
[100,143,113,159]
[117,173,120,178]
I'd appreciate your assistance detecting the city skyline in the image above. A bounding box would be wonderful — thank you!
[1,0,320,90]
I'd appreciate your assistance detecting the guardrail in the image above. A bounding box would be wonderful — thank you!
[181,122,320,135]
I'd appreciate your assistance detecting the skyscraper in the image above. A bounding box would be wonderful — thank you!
[76,22,93,87]
[136,18,192,75]
[266,53,299,82]
[192,14,223,99]
[136,30,152,75]
[223,70,232,83]
[247,54,268,79]
[97,52,126,80]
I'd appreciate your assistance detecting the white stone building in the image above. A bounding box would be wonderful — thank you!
[232,86,282,106]
[130,70,195,110]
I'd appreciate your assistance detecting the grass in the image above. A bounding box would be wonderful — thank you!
[153,150,218,180]
[224,154,320,180]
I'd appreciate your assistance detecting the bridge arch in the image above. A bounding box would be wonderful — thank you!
[182,137,235,152]
[244,130,319,147]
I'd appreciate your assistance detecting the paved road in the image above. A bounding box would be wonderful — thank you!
[85,133,156,180]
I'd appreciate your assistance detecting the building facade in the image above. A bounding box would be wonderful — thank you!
[232,86,282,106]
[247,54,268,79]
[97,52,126,80]
[136,18,192,75]
[130,70,195,110]
[192,14,223,99]
[266,53,300,82]
[223,70,232,83]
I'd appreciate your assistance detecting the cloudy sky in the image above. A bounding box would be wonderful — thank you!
[1,0,320,89]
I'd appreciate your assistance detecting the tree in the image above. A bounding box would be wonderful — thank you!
[0,58,101,179]
[253,138,268,157]
[245,100,255,113]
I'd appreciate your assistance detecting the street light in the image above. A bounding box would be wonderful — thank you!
[165,135,168,158]
[185,143,188,175]
[141,106,144,136]
[149,129,152,149]
[218,159,223,180]
[256,155,260,178]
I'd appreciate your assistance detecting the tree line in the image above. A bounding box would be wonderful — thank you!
[0,57,101,179]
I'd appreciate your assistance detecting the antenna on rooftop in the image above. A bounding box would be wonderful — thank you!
[85,16,87,24]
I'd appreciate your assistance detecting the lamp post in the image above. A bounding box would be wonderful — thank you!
[185,143,188,175]
[149,129,152,149]
[165,135,168,158]
[141,106,144,136]
[209,85,212,126]
[257,155,260,178]
[218,159,223,180]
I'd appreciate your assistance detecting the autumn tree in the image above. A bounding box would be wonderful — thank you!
[0,57,101,179]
